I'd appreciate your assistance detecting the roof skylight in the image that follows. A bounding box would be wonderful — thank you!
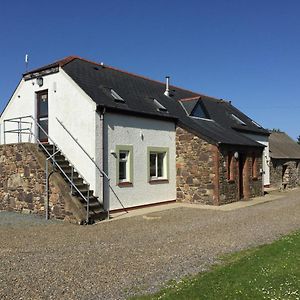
[153,99,168,112]
[231,114,246,126]
[251,120,262,128]
[110,89,125,103]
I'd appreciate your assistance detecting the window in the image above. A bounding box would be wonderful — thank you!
[116,145,133,185]
[251,120,262,128]
[119,151,129,182]
[191,102,209,119]
[227,152,235,181]
[252,154,258,179]
[148,147,169,182]
[153,99,168,112]
[110,89,125,103]
[231,114,246,126]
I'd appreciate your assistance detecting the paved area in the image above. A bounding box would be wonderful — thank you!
[1,189,300,299]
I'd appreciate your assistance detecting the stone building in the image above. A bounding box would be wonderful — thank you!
[269,131,300,189]
[176,97,267,205]
[0,56,269,223]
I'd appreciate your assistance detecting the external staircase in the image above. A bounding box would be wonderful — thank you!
[40,143,107,223]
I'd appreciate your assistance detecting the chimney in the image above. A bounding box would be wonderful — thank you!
[164,76,170,97]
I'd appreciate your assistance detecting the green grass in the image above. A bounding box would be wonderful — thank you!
[133,231,300,299]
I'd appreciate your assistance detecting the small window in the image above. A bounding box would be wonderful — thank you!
[116,145,133,185]
[111,89,125,103]
[153,99,168,112]
[251,120,262,128]
[231,114,246,126]
[252,154,258,178]
[191,102,208,119]
[119,151,129,182]
[227,152,235,181]
[148,147,169,181]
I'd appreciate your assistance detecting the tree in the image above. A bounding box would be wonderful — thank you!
[297,135,300,145]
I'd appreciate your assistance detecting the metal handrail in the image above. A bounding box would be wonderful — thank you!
[3,116,91,223]
[4,115,90,186]
[56,118,110,180]
[56,117,129,217]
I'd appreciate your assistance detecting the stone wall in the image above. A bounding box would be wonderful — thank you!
[176,127,217,205]
[0,143,86,223]
[219,146,263,204]
[270,159,300,189]
[176,126,263,206]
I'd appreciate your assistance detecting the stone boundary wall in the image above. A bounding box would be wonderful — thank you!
[0,143,86,223]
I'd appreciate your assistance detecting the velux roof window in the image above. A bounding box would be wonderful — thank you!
[110,89,125,103]
[153,99,168,112]
[251,120,262,128]
[231,114,246,126]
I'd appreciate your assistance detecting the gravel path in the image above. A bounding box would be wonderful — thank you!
[1,189,300,299]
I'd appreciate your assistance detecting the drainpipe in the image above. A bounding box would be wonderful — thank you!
[100,107,109,219]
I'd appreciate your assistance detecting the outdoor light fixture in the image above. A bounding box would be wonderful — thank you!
[36,77,43,87]
[234,152,239,159]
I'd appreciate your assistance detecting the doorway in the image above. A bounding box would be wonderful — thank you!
[239,153,245,199]
[36,90,48,142]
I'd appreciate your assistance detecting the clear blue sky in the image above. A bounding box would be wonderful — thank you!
[1,0,300,138]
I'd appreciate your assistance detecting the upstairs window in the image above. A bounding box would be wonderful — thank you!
[251,120,262,128]
[231,114,246,126]
[110,89,125,103]
[153,99,168,112]
[190,102,209,119]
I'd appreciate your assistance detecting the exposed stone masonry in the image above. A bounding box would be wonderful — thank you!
[0,143,86,223]
[176,127,263,205]
[176,127,216,204]
[270,159,300,189]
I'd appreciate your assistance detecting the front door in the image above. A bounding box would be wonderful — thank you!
[37,90,48,142]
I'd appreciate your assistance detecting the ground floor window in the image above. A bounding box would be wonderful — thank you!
[148,147,169,182]
[252,154,258,179]
[227,152,235,181]
[116,145,133,185]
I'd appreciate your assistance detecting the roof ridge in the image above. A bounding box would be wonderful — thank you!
[179,96,201,102]
[66,56,225,100]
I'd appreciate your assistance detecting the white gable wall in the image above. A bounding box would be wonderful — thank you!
[104,112,176,210]
[0,70,101,196]
[242,133,270,186]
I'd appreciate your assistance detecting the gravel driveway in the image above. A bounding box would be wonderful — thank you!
[1,189,300,300]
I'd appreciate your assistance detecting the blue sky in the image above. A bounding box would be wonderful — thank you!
[1,0,300,138]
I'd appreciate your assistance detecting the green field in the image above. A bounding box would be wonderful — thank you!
[134,231,300,299]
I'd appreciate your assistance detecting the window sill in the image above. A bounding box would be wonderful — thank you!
[149,179,169,184]
[118,182,133,187]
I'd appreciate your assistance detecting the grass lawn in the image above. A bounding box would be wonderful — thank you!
[133,231,300,299]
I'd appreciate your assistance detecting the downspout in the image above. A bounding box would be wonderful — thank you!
[100,107,109,219]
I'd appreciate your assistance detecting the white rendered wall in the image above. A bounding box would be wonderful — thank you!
[242,133,270,186]
[0,70,101,196]
[104,113,176,210]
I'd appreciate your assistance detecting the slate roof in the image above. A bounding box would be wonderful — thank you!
[269,132,300,159]
[23,56,266,148]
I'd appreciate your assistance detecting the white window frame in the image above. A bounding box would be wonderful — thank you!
[147,147,169,182]
[116,145,133,185]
